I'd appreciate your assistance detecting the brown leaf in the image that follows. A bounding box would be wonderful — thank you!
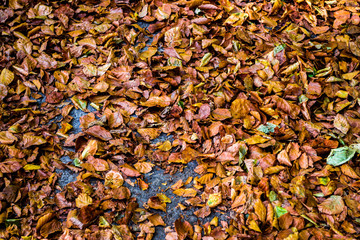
[334,114,350,134]
[21,133,46,148]
[230,98,250,119]
[134,162,154,174]
[85,125,112,141]
[0,160,23,173]
[141,95,171,108]
[148,196,167,212]
[277,149,292,166]
[40,219,62,237]
[120,163,141,177]
[318,195,345,215]
[211,108,231,120]
[333,10,350,29]
[0,131,17,144]
[105,170,124,188]
[340,164,360,179]
[87,156,109,171]
[194,205,211,218]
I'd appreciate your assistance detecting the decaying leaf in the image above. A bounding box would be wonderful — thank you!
[327,147,356,167]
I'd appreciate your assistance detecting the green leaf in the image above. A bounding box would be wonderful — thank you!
[275,206,288,218]
[167,57,182,67]
[298,94,308,103]
[269,191,277,202]
[318,177,330,186]
[73,158,83,167]
[327,146,356,166]
[273,44,285,56]
[300,214,318,227]
[71,96,87,111]
[257,123,277,134]
[99,216,110,228]
[178,101,184,109]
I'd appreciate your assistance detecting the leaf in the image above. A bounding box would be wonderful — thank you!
[342,71,359,80]
[36,212,55,230]
[200,53,212,67]
[134,162,154,174]
[248,220,261,232]
[281,62,300,75]
[82,64,98,77]
[333,10,350,29]
[211,108,231,120]
[78,37,97,49]
[245,135,270,145]
[71,96,87,111]
[224,12,248,26]
[81,139,98,160]
[0,68,14,86]
[277,150,292,166]
[0,160,23,173]
[207,192,222,208]
[140,95,171,108]
[85,125,112,141]
[230,98,250,119]
[120,163,141,177]
[23,164,41,171]
[99,216,111,228]
[0,131,17,144]
[139,47,158,60]
[36,53,57,70]
[137,128,161,140]
[148,214,166,226]
[254,199,266,223]
[257,123,277,134]
[327,146,356,166]
[21,133,46,148]
[40,219,62,238]
[334,114,350,134]
[148,196,167,212]
[157,140,172,151]
[275,206,288,218]
[87,156,109,171]
[318,195,345,215]
[75,193,93,208]
[155,3,171,21]
[105,170,124,188]
[164,27,182,47]
[340,164,360,179]
[157,193,171,203]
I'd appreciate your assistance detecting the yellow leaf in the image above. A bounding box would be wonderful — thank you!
[23,164,41,171]
[248,220,261,232]
[105,170,124,188]
[75,193,93,208]
[245,135,270,145]
[157,193,171,203]
[254,199,266,223]
[0,68,14,86]
[342,71,359,80]
[158,140,172,151]
[207,192,222,208]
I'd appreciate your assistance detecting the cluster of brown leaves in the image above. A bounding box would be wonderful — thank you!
[1,0,360,239]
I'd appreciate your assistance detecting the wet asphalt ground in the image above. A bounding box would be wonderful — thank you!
[44,21,231,238]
